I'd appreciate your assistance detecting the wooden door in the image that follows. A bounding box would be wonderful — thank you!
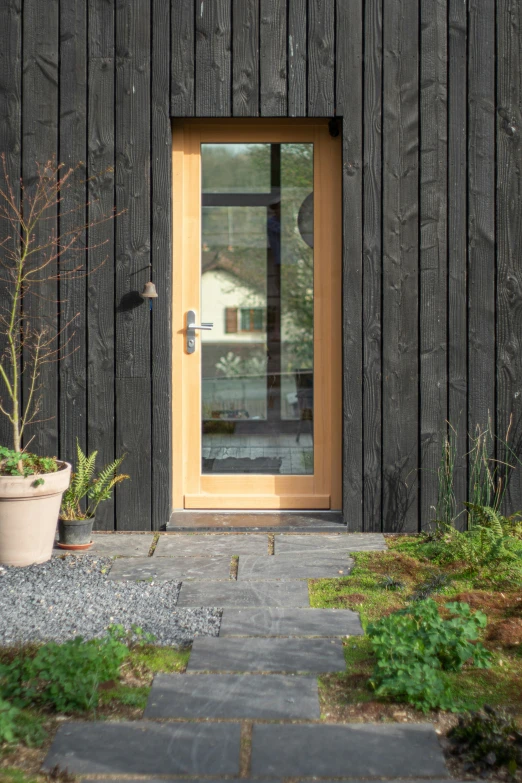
[172,120,341,510]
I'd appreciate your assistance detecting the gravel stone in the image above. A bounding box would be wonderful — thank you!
[0,555,221,647]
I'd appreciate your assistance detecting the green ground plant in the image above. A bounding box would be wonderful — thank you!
[60,442,129,521]
[367,599,491,712]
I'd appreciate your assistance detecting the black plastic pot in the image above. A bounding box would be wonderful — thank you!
[58,516,95,547]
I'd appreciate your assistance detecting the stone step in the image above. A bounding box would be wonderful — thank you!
[154,533,269,557]
[274,532,387,554]
[108,555,232,581]
[84,780,475,783]
[145,673,320,719]
[219,607,363,637]
[238,552,353,580]
[251,723,449,779]
[167,510,345,532]
[177,579,310,607]
[42,721,241,777]
[188,637,346,673]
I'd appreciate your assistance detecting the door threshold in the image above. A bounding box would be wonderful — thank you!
[166,510,345,533]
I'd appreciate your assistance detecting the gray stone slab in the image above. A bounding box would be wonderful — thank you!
[145,672,320,719]
[108,556,231,581]
[83,780,281,783]
[155,533,268,557]
[177,579,310,607]
[238,552,353,580]
[251,724,449,779]
[42,721,241,776]
[54,533,154,557]
[275,533,387,554]
[188,637,346,673]
[168,510,345,532]
[219,607,363,637]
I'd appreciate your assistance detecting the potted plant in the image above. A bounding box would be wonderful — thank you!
[0,157,116,566]
[58,442,129,550]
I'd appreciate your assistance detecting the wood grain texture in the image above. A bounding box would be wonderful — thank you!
[232,0,259,116]
[382,0,419,532]
[467,0,495,438]
[0,0,21,448]
[419,0,448,528]
[497,0,522,511]
[152,0,173,529]
[87,3,115,529]
[260,0,287,116]
[336,0,363,530]
[308,0,334,117]
[196,0,231,116]
[362,0,383,531]
[22,0,59,457]
[59,0,88,464]
[288,0,306,117]
[115,0,152,526]
[171,0,194,116]
[448,0,468,525]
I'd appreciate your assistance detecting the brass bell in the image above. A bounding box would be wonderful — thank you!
[141,281,158,298]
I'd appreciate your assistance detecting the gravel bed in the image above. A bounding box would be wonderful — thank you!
[0,555,221,647]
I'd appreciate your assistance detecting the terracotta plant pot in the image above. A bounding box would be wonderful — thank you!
[58,516,95,548]
[0,462,72,567]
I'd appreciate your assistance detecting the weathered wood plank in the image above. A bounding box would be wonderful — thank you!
[260,0,287,116]
[362,0,383,531]
[232,0,259,116]
[419,0,448,528]
[336,0,363,529]
[115,0,152,528]
[497,0,522,512]
[448,0,468,527]
[467,0,495,446]
[196,0,231,116]
[382,0,419,532]
[0,0,22,449]
[22,0,59,457]
[288,0,306,117]
[308,0,334,117]
[115,378,151,530]
[59,0,88,465]
[171,0,194,116]
[152,0,173,529]
[88,0,115,529]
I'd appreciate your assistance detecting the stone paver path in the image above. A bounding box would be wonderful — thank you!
[44,530,459,782]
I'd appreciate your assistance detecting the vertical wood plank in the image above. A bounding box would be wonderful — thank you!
[419,0,448,528]
[260,0,287,116]
[382,0,419,532]
[468,0,495,444]
[362,0,383,530]
[288,0,306,116]
[115,0,152,529]
[171,0,194,117]
[59,0,88,465]
[152,0,173,529]
[336,0,363,528]
[497,0,522,511]
[196,0,231,116]
[308,0,334,117]
[88,1,115,529]
[0,0,21,449]
[232,0,259,116]
[22,0,59,457]
[448,0,468,525]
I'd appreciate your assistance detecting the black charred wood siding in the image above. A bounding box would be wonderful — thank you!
[0,0,519,530]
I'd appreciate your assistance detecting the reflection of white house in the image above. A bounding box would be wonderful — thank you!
[201,267,265,346]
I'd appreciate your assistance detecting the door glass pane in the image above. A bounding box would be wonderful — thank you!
[201,143,314,475]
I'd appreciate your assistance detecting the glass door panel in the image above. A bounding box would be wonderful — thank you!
[201,143,314,476]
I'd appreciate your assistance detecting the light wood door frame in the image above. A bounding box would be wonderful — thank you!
[172,119,342,510]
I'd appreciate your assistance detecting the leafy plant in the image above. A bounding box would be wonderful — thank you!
[0,698,46,747]
[448,706,522,774]
[410,572,451,601]
[367,599,491,712]
[0,446,58,477]
[0,629,130,713]
[60,441,129,520]
[378,575,405,591]
[433,424,458,530]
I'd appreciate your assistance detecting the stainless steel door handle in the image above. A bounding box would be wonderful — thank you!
[186,309,213,353]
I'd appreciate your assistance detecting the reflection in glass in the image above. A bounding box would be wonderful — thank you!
[200,143,314,475]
